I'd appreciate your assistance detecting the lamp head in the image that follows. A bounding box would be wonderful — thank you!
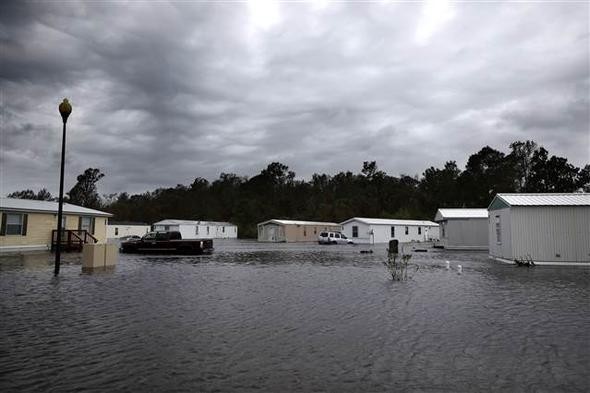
[59,98,72,123]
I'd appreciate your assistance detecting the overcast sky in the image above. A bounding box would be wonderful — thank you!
[1,0,589,196]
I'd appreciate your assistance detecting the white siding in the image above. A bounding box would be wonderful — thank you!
[342,220,438,244]
[488,208,513,261]
[442,218,488,250]
[341,221,371,243]
[510,206,590,263]
[106,224,150,239]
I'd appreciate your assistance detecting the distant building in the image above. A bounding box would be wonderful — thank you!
[434,208,488,250]
[0,198,112,252]
[152,219,237,239]
[340,217,439,244]
[107,221,150,239]
[257,219,341,242]
[488,193,590,265]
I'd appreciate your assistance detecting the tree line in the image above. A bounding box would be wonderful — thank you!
[7,140,589,238]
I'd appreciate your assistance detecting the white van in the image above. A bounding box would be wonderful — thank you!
[318,231,354,245]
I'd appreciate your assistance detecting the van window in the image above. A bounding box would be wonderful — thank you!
[334,233,340,239]
[341,234,348,239]
[320,232,328,237]
[329,233,334,238]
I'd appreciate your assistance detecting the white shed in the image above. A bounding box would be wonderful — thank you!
[152,219,238,239]
[434,208,488,250]
[488,193,590,266]
[340,217,439,244]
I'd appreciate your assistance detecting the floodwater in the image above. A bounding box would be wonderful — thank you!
[1,240,589,392]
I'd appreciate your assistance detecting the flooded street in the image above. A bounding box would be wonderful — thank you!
[1,240,589,392]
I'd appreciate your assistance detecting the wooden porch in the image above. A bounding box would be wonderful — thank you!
[51,230,98,252]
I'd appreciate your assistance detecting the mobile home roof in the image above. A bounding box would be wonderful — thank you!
[257,219,340,226]
[0,198,112,217]
[340,217,439,227]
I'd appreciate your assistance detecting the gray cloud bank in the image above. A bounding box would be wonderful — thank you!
[1,1,588,195]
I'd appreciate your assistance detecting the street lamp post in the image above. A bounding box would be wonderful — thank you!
[55,98,72,276]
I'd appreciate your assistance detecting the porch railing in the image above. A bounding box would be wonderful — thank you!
[51,230,98,252]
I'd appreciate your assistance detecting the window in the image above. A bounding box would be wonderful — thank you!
[495,216,501,243]
[334,233,340,239]
[405,226,409,235]
[115,228,119,236]
[196,226,199,235]
[442,223,445,237]
[207,226,210,235]
[418,227,422,235]
[222,226,225,233]
[390,226,395,238]
[164,225,170,231]
[341,234,347,239]
[329,233,334,238]
[314,227,317,235]
[80,216,92,232]
[304,228,307,236]
[5,213,25,235]
[352,226,358,238]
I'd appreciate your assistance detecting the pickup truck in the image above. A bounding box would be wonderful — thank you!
[120,231,214,255]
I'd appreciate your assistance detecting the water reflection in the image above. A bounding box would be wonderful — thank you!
[1,240,588,392]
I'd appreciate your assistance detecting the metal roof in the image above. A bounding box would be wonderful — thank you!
[0,198,112,217]
[435,208,488,221]
[490,193,590,208]
[153,219,235,226]
[258,219,341,227]
[340,217,439,227]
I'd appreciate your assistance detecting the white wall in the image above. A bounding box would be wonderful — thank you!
[442,218,488,250]
[341,221,371,243]
[488,208,513,261]
[181,224,238,239]
[342,220,439,244]
[107,224,150,239]
[510,206,590,263]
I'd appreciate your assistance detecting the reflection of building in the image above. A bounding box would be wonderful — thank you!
[340,217,439,244]
[152,219,237,239]
[107,221,150,239]
[434,208,488,250]
[257,219,341,242]
[0,198,112,252]
[488,193,590,265]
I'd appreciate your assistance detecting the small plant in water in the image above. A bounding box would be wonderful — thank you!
[384,252,412,281]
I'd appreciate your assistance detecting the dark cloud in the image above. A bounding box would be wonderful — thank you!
[1,1,588,196]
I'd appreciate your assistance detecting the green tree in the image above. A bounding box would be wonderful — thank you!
[67,168,105,209]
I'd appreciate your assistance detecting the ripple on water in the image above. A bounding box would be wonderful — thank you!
[1,241,589,392]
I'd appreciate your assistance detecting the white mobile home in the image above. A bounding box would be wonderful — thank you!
[488,193,590,266]
[340,217,439,244]
[257,219,341,242]
[434,208,488,250]
[152,219,238,239]
[107,221,150,239]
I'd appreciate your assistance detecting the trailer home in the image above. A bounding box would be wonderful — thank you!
[152,219,238,239]
[340,217,439,244]
[257,219,341,242]
[0,198,111,252]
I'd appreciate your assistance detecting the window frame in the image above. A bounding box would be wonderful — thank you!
[5,213,24,235]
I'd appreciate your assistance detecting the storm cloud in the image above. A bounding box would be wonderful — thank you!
[1,1,588,195]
